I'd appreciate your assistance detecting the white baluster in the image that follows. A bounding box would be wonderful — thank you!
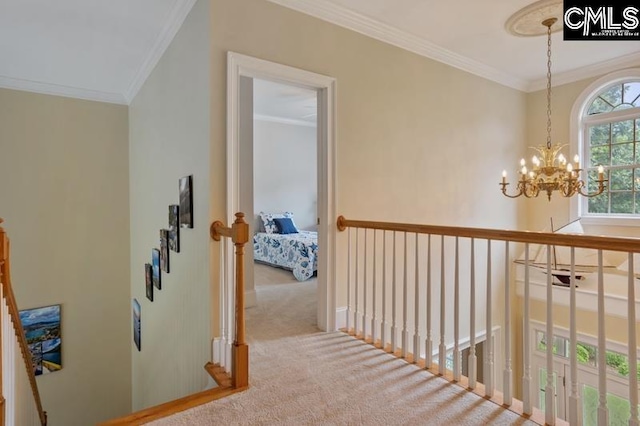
[402,232,409,359]
[485,240,494,398]
[372,230,377,346]
[346,228,351,334]
[413,233,420,364]
[468,238,477,388]
[391,231,397,354]
[597,250,609,425]
[627,252,639,426]
[453,236,461,381]
[381,231,387,351]
[503,240,512,405]
[425,235,433,370]
[523,243,532,415]
[439,235,446,376]
[354,228,359,336]
[363,229,368,339]
[569,247,579,425]
[545,245,555,426]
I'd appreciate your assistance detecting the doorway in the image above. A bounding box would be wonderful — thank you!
[226,52,337,331]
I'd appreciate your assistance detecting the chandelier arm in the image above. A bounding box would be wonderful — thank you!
[577,180,608,198]
[500,183,525,198]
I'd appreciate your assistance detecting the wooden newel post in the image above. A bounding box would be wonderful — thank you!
[231,212,249,389]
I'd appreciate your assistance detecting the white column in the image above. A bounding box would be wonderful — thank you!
[346,228,352,333]
[372,231,377,346]
[545,245,555,426]
[425,235,433,370]
[485,240,494,397]
[391,231,397,354]
[627,252,639,426]
[569,247,579,426]
[363,229,368,339]
[468,238,477,388]
[453,236,461,381]
[413,233,421,364]
[503,240,512,405]
[402,232,409,358]
[522,243,532,415]
[439,235,446,376]
[381,231,387,350]
[354,228,359,336]
[597,250,609,425]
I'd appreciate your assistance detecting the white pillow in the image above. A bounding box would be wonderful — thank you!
[259,211,294,234]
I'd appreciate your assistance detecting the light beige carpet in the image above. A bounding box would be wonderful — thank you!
[150,263,535,425]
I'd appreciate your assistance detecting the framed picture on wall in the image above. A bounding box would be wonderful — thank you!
[19,304,62,376]
[179,175,193,229]
[169,205,180,253]
[145,263,153,302]
[152,248,161,290]
[132,299,141,352]
[160,229,170,273]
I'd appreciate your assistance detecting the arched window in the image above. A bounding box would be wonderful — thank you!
[571,70,640,223]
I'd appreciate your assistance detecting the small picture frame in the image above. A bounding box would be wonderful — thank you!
[133,299,141,352]
[145,263,153,302]
[179,175,193,229]
[152,248,161,290]
[169,205,180,253]
[19,304,62,376]
[160,229,170,273]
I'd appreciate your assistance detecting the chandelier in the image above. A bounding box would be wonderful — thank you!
[500,17,607,201]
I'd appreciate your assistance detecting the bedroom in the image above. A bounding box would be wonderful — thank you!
[252,77,319,321]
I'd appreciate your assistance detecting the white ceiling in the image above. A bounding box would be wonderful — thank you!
[1,0,638,105]
[254,79,317,126]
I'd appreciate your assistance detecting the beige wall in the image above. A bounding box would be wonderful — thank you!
[0,88,131,425]
[128,0,212,410]
[210,0,528,331]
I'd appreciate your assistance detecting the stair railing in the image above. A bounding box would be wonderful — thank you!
[210,212,249,389]
[337,215,640,426]
[0,219,47,426]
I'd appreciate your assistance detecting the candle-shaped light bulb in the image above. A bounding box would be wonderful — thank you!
[598,165,604,180]
[574,154,580,169]
[567,163,573,173]
[502,170,507,184]
[529,171,535,179]
[558,153,566,164]
[532,156,540,168]
[520,158,526,167]
[521,166,527,175]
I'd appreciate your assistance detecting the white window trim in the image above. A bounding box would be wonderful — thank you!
[569,68,640,226]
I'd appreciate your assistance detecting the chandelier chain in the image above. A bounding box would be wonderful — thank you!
[546,21,552,150]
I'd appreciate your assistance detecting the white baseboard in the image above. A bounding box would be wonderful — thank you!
[335,307,347,330]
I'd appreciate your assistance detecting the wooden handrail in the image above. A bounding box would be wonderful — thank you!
[337,216,640,253]
[210,212,249,389]
[0,220,47,425]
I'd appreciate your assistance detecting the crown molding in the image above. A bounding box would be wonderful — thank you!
[0,75,127,104]
[268,0,529,91]
[254,113,317,128]
[527,52,640,92]
[124,0,197,104]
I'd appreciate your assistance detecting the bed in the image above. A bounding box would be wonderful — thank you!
[253,225,318,282]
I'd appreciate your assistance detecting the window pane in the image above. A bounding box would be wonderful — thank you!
[605,350,631,377]
[612,120,635,143]
[588,97,614,115]
[624,82,640,105]
[589,124,610,145]
[601,84,623,106]
[590,145,611,166]
[582,384,638,426]
[611,168,633,190]
[637,119,640,141]
[576,342,597,366]
[611,191,634,214]
[611,143,634,166]
[588,190,609,213]
[613,103,634,111]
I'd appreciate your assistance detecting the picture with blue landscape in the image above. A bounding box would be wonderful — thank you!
[19,304,62,376]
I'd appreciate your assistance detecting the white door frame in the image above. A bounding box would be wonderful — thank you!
[227,52,337,331]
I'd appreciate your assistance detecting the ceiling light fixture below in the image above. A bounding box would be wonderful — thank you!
[500,17,607,201]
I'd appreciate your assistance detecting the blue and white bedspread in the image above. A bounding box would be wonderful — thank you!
[253,231,318,281]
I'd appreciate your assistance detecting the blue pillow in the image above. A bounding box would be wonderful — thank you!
[273,217,298,234]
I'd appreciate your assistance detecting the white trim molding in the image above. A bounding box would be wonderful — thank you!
[268,0,528,92]
[0,75,127,105]
[227,51,337,332]
[124,0,197,103]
